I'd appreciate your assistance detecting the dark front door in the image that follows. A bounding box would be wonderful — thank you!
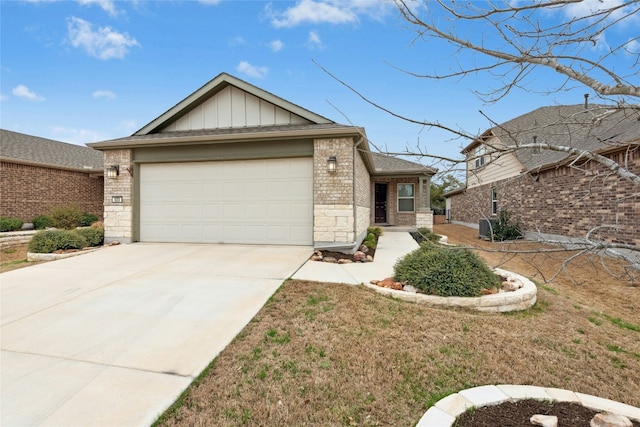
[374,183,387,223]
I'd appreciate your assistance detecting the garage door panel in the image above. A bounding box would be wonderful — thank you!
[140,158,312,245]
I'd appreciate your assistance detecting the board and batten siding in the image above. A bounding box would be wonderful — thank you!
[159,86,311,132]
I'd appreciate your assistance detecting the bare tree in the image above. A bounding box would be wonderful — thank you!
[330,1,640,281]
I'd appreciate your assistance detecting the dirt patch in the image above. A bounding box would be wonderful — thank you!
[156,224,639,427]
[0,244,42,273]
[454,399,640,427]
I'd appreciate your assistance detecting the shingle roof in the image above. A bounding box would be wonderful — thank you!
[371,152,436,175]
[473,104,640,171]
[0,129,103,170]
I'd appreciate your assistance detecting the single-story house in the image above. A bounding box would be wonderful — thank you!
[89,73,436,250]
[0,129,104,222]
[446,104,640,246]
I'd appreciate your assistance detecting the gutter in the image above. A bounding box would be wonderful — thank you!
[88,127,365,150]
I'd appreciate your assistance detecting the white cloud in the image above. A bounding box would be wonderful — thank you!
[269,39,284,52]
[625,39,640,55]
[269,0,358,28]
[66,17,139,60]
[198,0,222,5]
[307,31,324,49]
[267,0,391,28]
[563,0,626,20]
[50,126,108,144]
[77,0,118,16]
[236,61,268,79]
[229,36,246,46]
[12,84,45,101]
[92,89,117,100]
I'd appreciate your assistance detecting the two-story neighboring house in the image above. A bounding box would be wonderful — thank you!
[446,104,640,246]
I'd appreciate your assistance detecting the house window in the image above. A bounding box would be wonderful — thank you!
[475,145,486,168]
[491,188,498,215]
[398,183,415,212]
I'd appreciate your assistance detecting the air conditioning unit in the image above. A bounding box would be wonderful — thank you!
[479,219,493,238]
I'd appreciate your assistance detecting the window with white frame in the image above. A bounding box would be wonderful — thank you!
[398,183,415,212]
[475,145,486,168]
[491,187,498,215]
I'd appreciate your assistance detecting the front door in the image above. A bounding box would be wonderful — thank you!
[374,183,387,223]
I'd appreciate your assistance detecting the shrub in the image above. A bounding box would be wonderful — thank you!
[32,215,53,230]
[79,213,99,227]
[491,210,523,241]
[49,205,83,229]
[394,243,500,297]
[367,227,383,238]
[0,216,24,232]
[75,227,104,247]
[28,230,88,254]
[363,232,377,249]
[417,227,441,243]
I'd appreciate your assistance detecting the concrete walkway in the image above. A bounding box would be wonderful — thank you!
[293,229,419,285]
[1,243,311,427]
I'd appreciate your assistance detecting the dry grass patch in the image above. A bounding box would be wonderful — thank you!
[156,276,639,426]
[0,244,39,273]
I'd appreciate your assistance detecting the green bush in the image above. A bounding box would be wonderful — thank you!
[491,210,523,241]
[32,215,53,230]
[367,227,382,238]
[363,232,377,249]
[28,230,88,254]
[417,227,441,243]
[394,243,500,297]
[0,216,24,232]
[79,213,99,227]
[75,227,104,247]
[49,205,83,229]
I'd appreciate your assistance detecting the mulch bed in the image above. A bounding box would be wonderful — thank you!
[454,399,640,427]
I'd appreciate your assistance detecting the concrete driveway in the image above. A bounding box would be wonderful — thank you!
[1,243,311,427]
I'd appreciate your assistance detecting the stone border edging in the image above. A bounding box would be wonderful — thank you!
[416,384,640,426]
[27,247,102,262]
[362,268,537,313]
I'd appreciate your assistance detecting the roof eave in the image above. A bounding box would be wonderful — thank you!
[0,157,103,175]
[88,126,365,150]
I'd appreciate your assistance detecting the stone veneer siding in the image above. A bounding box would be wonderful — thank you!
[0,161,103,221]
[103,149,134,243]
[449,149,640,246]
[313,137,356,244]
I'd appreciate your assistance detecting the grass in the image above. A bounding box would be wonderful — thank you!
[154,278,640,426]
[153,224,640,426]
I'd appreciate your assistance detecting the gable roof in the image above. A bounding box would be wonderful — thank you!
[370,152,437,176]
[0,129,103,172]
[463,104,640,171]
[135,73,333,135]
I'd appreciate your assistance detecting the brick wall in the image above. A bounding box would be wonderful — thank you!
[103,150,133,243]
[0,161,103,221]
[354,149,371,240]
[313,137,355,244]
[449,149,640,246]
[370,177,420,226]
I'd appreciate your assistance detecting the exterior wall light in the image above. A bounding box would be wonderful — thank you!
[106,165,119,179]
[327,156,337,173]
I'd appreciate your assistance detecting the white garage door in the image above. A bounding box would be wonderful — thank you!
[139,158,313,245]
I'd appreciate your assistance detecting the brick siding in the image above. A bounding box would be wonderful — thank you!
[0,161,103,221]
[449,149,640,246]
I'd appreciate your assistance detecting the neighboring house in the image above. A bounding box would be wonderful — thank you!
[0,129,104,222]
[446,104,640,246]
[89,73,435,249]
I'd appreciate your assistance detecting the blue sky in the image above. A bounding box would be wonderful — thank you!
[2,0,637,169]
